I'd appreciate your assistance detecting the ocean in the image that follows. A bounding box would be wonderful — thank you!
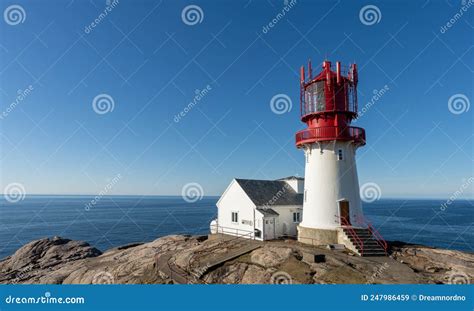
[0,196,472,259]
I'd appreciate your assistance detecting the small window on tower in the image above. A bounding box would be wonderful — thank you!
[304,189,307,202]
[337,149,343,161]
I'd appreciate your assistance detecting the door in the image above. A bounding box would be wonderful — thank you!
[263,218,275,240]
[339,201,350,225]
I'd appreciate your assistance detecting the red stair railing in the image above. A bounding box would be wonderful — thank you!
[340,216,364,256]
[355,214,388,254]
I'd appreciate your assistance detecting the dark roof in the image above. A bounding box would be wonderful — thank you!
[256,208,279,217]
[235,179,303,206]
[278,176,304,181]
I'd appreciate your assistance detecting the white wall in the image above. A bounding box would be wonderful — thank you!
[216,179,258,239]
[272,205,302,237]
[283,179,304,193]
[300,141,365,230]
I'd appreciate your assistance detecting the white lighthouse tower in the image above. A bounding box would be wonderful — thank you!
[296,60,386,256]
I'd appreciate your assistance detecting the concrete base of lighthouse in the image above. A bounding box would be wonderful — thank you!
[297,225,362,254]
[297,225,338,245]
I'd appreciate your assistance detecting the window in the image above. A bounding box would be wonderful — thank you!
[293,212,301,223]
[303,81,326,115]
[304,189,307,202]
[337,149,343,161]
[231,212,238,223]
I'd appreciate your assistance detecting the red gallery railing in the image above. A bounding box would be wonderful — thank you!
[295,126,366,147]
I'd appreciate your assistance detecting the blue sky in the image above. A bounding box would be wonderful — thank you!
[0,0,472,198]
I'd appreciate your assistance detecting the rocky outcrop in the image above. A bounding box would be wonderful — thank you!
[250,246,293,268]
[0,236,472,285]
[390,241,473,284]
[0,237,102,284]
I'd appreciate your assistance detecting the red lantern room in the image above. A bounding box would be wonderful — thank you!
[295,60,366,147]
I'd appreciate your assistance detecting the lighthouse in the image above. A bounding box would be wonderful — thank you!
[295,59,386,256]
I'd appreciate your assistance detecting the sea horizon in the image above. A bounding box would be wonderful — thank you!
[2,194,472,201]
[1,196,472,259]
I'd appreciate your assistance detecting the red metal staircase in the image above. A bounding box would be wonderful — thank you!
[340,216,387,257]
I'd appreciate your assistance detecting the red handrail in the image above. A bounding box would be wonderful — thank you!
[366,221,388,253]
[340,216,364,256]
[354,214,388,253]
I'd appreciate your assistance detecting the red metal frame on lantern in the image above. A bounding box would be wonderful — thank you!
[297,59,362,147]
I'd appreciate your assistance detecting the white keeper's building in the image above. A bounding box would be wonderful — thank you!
[210,176,303,241]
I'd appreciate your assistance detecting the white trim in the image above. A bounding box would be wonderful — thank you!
[216,179,237,207]
[216,179,257,209]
